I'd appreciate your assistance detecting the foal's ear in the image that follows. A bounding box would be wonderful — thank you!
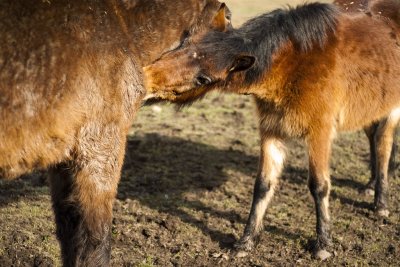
[211,3,231,32]
[229,55,256,73]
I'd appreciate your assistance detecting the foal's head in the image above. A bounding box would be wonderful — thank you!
[143,3,339,103]
[142,2,256,102]
[143,30,255,102]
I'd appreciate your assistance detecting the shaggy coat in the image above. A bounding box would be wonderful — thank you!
[0,0,228,266]
[143,1,400,259]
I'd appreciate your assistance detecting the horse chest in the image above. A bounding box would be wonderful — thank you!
[256,101,307,138]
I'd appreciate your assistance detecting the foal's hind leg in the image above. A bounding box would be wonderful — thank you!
[363,121,397,196]
[49,124,125,266]
[374,110,400,217]
[307,127,334,260]
[363,122,379,195]
[235,135,285,253]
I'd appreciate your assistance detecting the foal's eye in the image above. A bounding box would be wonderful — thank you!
[195,74,213,86]
[177,35,190,49]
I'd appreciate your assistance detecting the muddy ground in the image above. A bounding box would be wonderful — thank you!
[0,1,399,266]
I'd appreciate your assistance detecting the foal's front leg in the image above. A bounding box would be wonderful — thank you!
[307,129,333,260]
[235,136,285,252]
[50,124,125,267]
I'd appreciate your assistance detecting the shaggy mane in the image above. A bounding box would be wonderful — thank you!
[200,2,339,84]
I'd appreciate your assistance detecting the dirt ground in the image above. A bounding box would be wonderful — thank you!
[1,1,399,266]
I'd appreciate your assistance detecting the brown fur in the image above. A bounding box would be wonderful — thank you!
[143,2,400,259]
[334,0,370,12]
[0,0,227,265]
[334,0,399,189]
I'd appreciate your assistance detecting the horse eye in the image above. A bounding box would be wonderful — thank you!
[195,74,212,86]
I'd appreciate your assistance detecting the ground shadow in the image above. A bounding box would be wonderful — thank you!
[0,132,386,248]
[0,172,48,207]
[119,133,258,247]
[0,133,259,247]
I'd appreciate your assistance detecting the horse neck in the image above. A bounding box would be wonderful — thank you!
[123,0,208,66]
[233,42,297,104]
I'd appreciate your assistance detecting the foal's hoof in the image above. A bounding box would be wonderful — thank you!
[363,188,375,196]
[376,209,390,217]
[314,249,332,261]
[233,238,254,258]
[234,250,249,258]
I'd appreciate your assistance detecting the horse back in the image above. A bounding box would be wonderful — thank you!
[0,0,143,178]
[335,13,400,130]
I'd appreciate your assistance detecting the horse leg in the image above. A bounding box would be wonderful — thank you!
[49,164,92,267]
[388,128,397,176]
[307,127,333,260]
[363,122,379,195]
[235,135,285,253]
[363,120,397,196]
[49,124,125,266]
[374,110,400,217]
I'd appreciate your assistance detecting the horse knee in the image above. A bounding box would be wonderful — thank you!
[308,177,330,199]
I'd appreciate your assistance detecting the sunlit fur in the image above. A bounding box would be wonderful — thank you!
[0,0,227,265]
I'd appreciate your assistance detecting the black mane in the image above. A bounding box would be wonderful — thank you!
[199,2,339,84]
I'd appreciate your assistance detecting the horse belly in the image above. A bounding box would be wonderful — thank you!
[0,128,74,179]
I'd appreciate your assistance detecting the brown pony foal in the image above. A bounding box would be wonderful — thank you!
[0,0,229,265]
[143,1,400,260]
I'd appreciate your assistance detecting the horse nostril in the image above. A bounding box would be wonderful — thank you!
[195,74,212,86]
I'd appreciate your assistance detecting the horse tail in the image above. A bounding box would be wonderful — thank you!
[370,0,400,26]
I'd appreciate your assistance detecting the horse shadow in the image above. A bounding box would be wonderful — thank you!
[118,133,258,247]
[0,172,48,207]
[0,133,260,247]
[1,132,392,248]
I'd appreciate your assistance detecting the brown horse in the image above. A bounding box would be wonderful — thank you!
[143,1,400,260]
[0,0,229,265]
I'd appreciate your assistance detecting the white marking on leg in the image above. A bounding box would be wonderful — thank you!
[254,140,285,232]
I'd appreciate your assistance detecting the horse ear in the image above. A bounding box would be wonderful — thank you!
[229,55,255,73]
[121,0,139,10]
[211,3,231,32]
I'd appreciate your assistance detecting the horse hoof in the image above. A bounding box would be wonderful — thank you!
[314,249,332,261]
[235,250,249,258]
[234,238,254,252]
[363,188,374,196]
[376,209,390,217]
